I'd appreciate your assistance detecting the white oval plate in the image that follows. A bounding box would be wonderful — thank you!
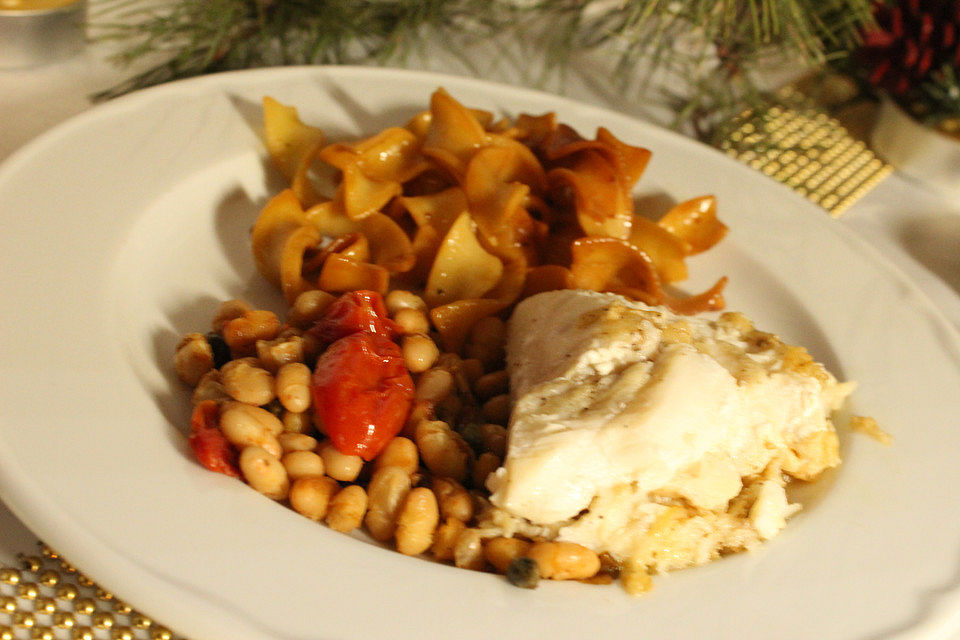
[1,67,960,640]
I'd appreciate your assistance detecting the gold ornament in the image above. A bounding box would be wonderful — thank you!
[111,626,136,640]
[12,611,36,628]
[150,626,174,640]
[0,596,17,614]
[719,86,891,217]
[53,611,77,629]
[20,556,42,573]
[37,570,60,587]
[0,568,20,585]
[56,584,79,601]
[29,626,55,640]
[17,581,39,600]
[70,627,95,640]
[1,542,185,640]
[130,613,153,629]
[91,610,116,629]
[74,598,96,616]
[34,596,57,615]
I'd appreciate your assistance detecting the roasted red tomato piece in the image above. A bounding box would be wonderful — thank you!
[312,332,414,461]
[307,290,401,346]
[188,400,241,477]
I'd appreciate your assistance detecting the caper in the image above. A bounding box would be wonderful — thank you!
[506,557,540,589]
[262,398,285,417]
[205,332,232,369]
[456,421,484,454]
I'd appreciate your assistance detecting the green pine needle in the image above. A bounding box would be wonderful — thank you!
[90,0,875,138]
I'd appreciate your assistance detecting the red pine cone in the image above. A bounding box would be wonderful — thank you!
[858,0,960,96]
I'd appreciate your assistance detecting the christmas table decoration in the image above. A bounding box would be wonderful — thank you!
[91,0,875,140]
[0,544,183,640]
[849,0,960,194]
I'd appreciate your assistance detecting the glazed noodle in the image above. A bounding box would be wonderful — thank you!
[252,88,729,351]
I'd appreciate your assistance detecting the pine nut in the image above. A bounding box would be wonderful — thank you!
[621,562,654,596]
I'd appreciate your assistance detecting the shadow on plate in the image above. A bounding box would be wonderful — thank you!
[897,212,960,299]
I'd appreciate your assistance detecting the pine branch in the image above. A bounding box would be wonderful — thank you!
[90,0,875,138]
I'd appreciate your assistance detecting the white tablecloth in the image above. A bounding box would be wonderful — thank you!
[2,17,959,579]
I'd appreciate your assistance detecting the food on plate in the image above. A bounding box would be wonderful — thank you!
[849,415,893,445]
[172,88,856,595]
[484,289,851,592]
[251,87,730,354]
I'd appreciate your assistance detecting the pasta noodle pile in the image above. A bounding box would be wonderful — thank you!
[253,88,729,351]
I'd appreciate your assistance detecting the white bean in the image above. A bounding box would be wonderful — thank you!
[275,362,312,413]
[239,446,289,500]
[318,442,365,482]
[289,476,339,521]
[221,358,275,406]
[220,402,283,458]
[364,466,412,542]
[281,450,325,480]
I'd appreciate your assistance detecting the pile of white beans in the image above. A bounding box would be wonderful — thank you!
[174,289,605,586]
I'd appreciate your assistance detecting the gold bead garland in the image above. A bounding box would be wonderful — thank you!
[718,86,892,217]
[0,545,183,640]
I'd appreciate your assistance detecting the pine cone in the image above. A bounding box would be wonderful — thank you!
[858,0,960,97]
